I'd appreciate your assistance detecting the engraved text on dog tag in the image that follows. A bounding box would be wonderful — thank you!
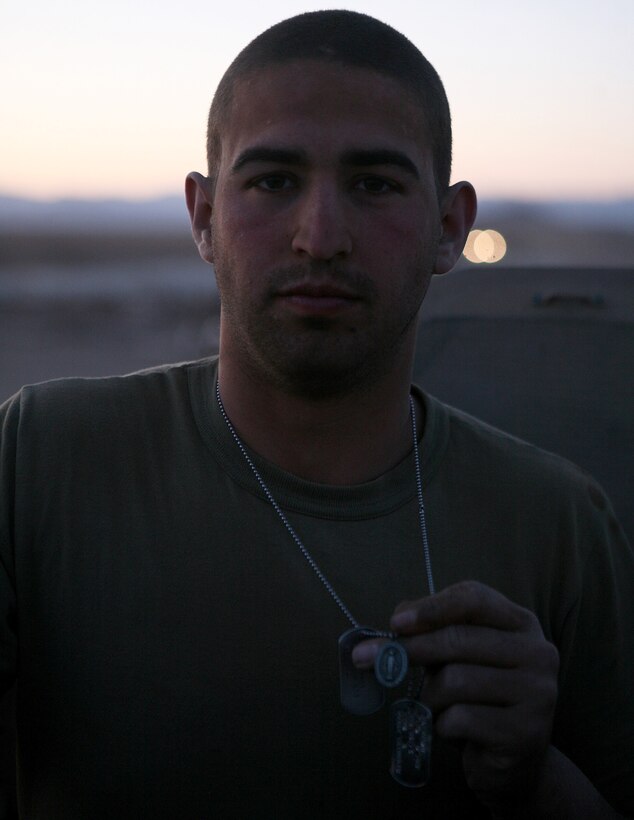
[390,699,432,787]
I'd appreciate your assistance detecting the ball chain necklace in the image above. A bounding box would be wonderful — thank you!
[216,381,435,787]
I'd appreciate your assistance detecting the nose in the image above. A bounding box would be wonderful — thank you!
[291,183,352,260]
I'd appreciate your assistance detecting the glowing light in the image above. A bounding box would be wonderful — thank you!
[463,229,483,263]
[463,229,507,264]
[474,230,496,262]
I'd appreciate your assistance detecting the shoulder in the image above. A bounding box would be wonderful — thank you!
[1,357,216,446]
[431,393,600,500]
[423,394,633,657]
[423,393,623,559]
[5,358,211,412]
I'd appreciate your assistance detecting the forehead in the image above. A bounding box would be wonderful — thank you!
[219,60,431,167]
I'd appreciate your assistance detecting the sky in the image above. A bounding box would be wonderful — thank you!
[2,0,632,202]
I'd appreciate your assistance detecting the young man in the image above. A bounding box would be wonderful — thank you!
[1,11,632,818]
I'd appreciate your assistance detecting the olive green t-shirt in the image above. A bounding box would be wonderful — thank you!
[1,357,632,817]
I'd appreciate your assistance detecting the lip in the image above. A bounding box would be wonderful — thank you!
[277,281,359,299]
[275,282,361,316]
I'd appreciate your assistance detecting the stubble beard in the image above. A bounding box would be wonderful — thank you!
[213,252,437,400]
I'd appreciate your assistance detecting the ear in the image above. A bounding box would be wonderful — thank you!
[434,181,478,275]
[185,171,215,264]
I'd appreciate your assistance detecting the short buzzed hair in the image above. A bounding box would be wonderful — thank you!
[206,10,452,198]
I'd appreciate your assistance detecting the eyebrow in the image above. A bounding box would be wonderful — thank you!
[231,147,307,174]
[340,149,420,180]
[231,146,420,179]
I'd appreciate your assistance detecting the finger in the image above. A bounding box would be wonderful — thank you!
[350,638,386,669]
[401,625,558,671]
[351,627,558,675]
[434,701,552,752]
[391,580,540,636]
[420,663,557,713]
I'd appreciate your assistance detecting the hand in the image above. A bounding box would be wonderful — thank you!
[353,580,559,815]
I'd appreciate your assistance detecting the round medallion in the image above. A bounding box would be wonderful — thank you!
[374,641,408,688]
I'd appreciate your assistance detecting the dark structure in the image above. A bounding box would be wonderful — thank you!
[414,267,633,544]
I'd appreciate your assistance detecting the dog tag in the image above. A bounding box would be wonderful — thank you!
[390,699,432,787]
[338,627,385,716]
[374,641,408,688]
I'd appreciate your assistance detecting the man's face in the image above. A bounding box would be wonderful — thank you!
[209,60,443,396]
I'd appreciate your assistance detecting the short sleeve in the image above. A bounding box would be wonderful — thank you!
[553,479,634,815]
[0,393,18,695]
[0,393,19,818]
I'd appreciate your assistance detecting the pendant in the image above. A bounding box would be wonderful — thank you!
[390,699,432,788]
[374,641,408,688]
[338,627,385,716]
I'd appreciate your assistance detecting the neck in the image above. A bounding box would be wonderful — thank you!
[216,353,422,485]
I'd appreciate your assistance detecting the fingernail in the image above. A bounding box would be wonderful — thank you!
[391,610,415,631]
[351,642,378,668]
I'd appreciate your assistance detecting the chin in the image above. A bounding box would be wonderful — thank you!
[257,350,367,399]
[241,318,408,398]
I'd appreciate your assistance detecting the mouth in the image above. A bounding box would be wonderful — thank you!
[275,282,361,316]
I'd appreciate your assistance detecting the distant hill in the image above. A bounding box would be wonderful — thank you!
[1,193,633,233]
[475,198,634,230]
[0,195,189,233]
[0,193,632,267]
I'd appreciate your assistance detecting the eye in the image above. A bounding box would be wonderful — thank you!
[253,174,295,192]
[355,176,398,194]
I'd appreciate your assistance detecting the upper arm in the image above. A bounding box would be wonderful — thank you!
[553,483,634,815]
